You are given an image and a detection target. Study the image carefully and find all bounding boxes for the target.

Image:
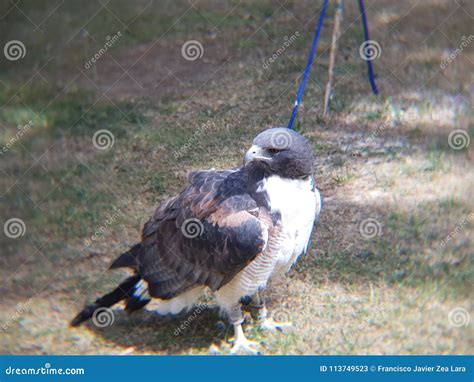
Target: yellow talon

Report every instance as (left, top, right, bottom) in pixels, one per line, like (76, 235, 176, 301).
(229, 323, 261, 355)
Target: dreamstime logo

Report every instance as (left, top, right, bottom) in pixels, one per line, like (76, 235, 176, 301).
(270, 130, 292, 149)
(358, 218, 382, 239)
(359, 40, 381, 61)
(3, 218, 26, 239)
(85, 207, 124, 246)
(448, 307, 470, 328)
(92, 129, 114, 150)
(173, 120, 214, 159)
(174, 304, 207, 336)
(440, 35, 474, 69)
(84, 31, 122, 69)
(181, 218, 204, 239)
(439, 212, 473, 247)
(1, 120, 34, 154)
(181, 40, 204, 61)
(5, 363, 85, 376)
(4, 40, 26, 61)
(271, 307, 291, 323)
(262, 31, 300, 69)
(448, 129, 470, 150)
(1, 298, 33, 332)
(92, 307, 115, 328)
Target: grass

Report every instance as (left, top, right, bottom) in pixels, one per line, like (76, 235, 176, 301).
(1, 0, 473, 355)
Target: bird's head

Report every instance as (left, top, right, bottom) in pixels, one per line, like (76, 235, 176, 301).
(244, 127, 314, 179)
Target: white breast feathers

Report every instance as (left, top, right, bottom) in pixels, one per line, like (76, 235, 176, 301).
(257, 175, 321, 268)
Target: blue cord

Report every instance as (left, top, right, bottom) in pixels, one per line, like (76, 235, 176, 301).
(287, 0, 328, 130)
(358, 0, 379, 95)
(287, 0, 378, 129)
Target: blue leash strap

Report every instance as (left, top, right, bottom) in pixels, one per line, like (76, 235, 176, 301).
(358, 0, 379, 95)
(287, 0, 328, 130)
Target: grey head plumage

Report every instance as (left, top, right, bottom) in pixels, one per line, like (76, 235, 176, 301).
(244, 127, 314, 179)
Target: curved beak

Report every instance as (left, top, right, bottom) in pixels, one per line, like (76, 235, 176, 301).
(244, 145, 271, 166)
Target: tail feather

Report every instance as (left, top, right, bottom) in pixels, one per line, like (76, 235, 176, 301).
(109, 243, 142, 270)
(70, 274, 143, 327)
(124, 279, 151, 314)
(124, 295, 151, 314)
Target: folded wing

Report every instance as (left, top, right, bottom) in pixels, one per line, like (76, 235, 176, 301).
(110, 169, 272, 299)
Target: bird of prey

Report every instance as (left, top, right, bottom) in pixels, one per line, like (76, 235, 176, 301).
(71, 127, 321, 354)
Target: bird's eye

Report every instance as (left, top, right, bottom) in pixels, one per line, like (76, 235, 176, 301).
(267, 148, 281, 155)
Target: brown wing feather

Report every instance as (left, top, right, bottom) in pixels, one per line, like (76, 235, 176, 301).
(126, 169, 271, 299)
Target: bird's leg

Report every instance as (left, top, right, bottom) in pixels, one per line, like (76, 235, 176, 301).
(253, 291, 293, 332)
(228, 304, 260, 355)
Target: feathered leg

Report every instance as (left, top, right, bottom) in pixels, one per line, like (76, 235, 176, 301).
(228, 304, 260, 354)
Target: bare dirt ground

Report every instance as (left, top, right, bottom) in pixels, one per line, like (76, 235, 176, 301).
(0, 0, 473, 354)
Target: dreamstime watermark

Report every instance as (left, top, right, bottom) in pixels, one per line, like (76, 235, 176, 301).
(439, 212, 473, 247)
(181, 40, 204, 61)
(3, 218, 26, 239)
(1, 298, 33, 333)
(84, 31, 122, 69)
(448, 307, 470, 328)
(85, 207, 124, 246)
(3, 40, 26, 61)
(262, 31, 300, 69)
(271, 306, 292, 323)
(440, 35, 474, 69)
(174, 303, 208, 335)
(92, 129, 114, 150)
(1, 120, 34, 154)
(448, 129, 470, 150)
(172, 120, 214, 159)
(270, 129, 293, 149)
(359, 218, 382, 239)
(359, 40, 381, 61)
(92, 307, 115, 328)
(5, 363, 85, 376)
(181, 218, 204, 239)
(352, 122, 388, 157)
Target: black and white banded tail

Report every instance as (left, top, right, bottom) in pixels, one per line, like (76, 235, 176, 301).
(70, 245, 150, 327)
